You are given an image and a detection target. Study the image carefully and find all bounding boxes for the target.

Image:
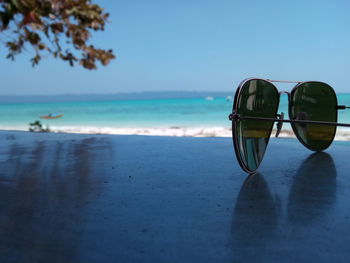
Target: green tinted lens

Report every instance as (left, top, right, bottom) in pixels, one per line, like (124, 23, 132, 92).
(290, 82, 337, 151)
(233, 79, 279, 172)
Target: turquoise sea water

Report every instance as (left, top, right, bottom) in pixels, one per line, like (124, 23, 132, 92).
(0, 94, 350, 131)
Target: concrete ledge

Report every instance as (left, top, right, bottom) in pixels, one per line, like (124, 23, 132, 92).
(0, 131, 349, 263)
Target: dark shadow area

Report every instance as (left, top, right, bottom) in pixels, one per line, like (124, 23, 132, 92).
(287, 152, 337, 225)
(230, 152, 338, 262)
(231, 173, 280, 262)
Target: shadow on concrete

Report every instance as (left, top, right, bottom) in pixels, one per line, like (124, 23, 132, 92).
(230, 152, 337, 262)
(231, 173, 280, 262)
(287, 152, 337, 225)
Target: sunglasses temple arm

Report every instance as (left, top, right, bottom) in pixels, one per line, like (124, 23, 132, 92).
(229, 114, 350, 127)
(337, 105, 350, 110)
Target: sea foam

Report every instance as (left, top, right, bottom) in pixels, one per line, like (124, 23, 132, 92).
(7, 125, 346, 141)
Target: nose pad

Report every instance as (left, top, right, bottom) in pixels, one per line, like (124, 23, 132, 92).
(275, 112, 284, 138)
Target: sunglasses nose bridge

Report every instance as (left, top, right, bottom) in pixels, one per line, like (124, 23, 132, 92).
(278, 90, 292, 106)
(276, 91, 290, 133)
(279, 90, 291, 97)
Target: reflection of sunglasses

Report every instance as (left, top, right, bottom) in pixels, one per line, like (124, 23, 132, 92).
(229, 78, 350, 174)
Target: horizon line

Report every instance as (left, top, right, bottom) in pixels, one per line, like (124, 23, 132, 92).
(0, 90, 234, 97)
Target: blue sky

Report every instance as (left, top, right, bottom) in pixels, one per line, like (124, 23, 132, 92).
(1, 0, 350, 95)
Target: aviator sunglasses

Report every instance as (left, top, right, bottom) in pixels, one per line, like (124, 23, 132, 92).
(228, 78, 350, 174)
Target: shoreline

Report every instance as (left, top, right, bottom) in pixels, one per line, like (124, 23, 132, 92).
(1, 126, 350, 141)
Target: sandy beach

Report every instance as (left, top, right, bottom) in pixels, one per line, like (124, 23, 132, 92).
(1, 130, 350, 262)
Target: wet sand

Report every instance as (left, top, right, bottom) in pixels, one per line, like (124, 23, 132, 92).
(0, 130, 350, 263)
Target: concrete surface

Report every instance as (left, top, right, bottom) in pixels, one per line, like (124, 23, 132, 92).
(0, 131, 349, 263)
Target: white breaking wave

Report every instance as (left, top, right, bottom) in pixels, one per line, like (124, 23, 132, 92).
(49, 126, 232, 137)
(36, 126, 350, 141)
(1, 125, 350, 141)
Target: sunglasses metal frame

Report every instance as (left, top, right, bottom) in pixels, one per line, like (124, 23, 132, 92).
(229, 78, 350, 173)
